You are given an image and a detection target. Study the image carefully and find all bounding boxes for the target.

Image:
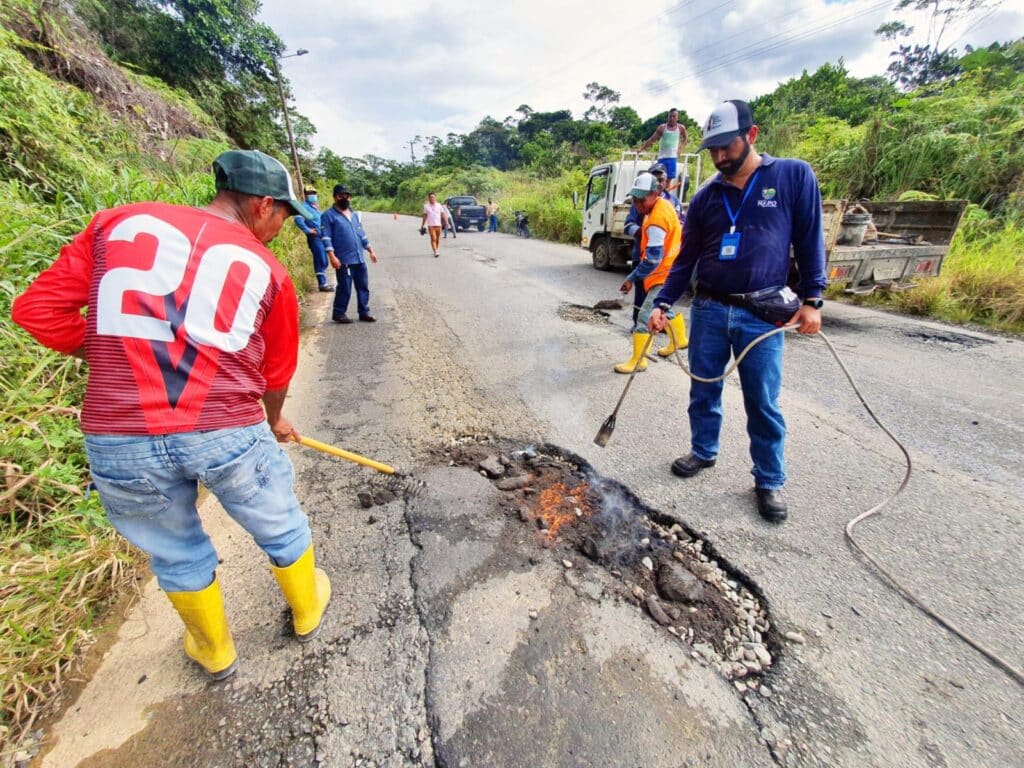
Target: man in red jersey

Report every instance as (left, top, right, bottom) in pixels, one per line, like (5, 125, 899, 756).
(12, 150, 332, 681)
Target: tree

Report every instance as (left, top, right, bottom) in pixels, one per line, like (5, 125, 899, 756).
(79, 0, 304, 151)
(518, 109, 573, 140)
(875, 0, 989, 88)
(582, 82, 620, 122)
(608, 106, 641, 136)
(464, 117, 517, 170)
(750, 61, 897, 127)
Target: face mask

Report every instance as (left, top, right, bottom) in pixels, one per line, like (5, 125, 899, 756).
(307, 195, 317, 204)
(338, 198, 351, 210)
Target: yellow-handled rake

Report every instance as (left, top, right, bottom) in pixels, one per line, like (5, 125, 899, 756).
(295, 436, 425, 497)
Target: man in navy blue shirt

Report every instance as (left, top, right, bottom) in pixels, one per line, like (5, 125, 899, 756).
(649, 100, 825, 523)
(320, 184, 379, 323)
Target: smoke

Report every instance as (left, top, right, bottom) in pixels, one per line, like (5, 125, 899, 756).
(580, 471, 670, 568)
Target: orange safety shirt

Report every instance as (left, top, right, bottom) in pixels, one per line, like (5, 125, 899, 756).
(639, 197, 683, 292)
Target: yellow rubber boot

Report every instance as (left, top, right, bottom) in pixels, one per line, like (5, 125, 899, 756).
(657, 313, 689, 357)
(614, 333, 650, 374)
(166, 577, 238, 681)
(271, 545, 332, 642)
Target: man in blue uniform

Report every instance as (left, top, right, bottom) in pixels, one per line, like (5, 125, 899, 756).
(648, 100, 825, 523)
(294, 187, 333, 292)
(320, 184, 379, 323)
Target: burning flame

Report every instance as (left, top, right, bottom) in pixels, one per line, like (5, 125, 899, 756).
(535, 482, 592, 538)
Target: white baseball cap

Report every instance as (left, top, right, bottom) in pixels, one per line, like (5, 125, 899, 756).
(698, 100, 754, 151)
(629, 173, 660, 199)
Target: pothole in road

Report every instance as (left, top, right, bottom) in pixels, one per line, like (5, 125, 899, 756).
(443, 437, 779, 693)
(558, 303, 611, 324)
(902, 329, 993, 348)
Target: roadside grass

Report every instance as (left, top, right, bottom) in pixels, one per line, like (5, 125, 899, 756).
(0, 314, 139, 754)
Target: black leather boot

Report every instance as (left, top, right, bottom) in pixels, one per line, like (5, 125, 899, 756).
(670, 454, 716, 478)
(755, 488, 788, 523)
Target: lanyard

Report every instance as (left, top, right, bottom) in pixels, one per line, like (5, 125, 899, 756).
(721, 169, 761, 235)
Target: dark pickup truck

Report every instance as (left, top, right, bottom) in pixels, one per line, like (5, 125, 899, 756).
(444, 195, 487, 231)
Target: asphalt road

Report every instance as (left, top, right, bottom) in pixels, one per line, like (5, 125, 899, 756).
(37, 213, 1024, 768)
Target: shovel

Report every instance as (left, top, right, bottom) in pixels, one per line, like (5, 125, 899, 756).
(594, 334, 655, 447)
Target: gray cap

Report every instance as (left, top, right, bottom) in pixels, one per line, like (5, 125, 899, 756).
(213, 150, 310, 219)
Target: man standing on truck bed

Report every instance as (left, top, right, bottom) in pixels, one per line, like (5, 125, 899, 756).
(648, 100, 826, 524)
(614, 172, 685, 374)
(11, 149, 332, 681)
(639, 108, 688, 182)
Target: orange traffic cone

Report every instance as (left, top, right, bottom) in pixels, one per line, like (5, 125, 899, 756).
(392, 213, 398, 221)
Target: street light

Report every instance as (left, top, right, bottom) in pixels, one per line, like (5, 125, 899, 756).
(272, 49, 309, 193)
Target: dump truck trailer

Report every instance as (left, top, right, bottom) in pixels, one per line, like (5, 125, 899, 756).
(821, 199, 967, 293)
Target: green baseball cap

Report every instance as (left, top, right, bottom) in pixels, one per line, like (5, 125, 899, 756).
(212, 150, 310, 219)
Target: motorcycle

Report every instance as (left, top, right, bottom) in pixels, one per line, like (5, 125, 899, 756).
(514, 210, 531, 239)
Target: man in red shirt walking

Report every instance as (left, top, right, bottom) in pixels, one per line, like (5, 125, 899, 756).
(12, 150, 331, 681)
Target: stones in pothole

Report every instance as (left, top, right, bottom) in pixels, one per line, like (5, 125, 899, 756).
(495, 475, 532, 491)
(644, 595, 673, 626)
(656, 558, 703, 603)
(478, 455, 504, 478)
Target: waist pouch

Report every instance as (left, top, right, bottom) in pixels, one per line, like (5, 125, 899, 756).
(701, 286, 800, 326)
(743, 286, 801, 326)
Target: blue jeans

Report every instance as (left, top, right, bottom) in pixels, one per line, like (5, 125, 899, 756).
(307, 234, 329, 288)
(488, 214, 498, 232)
(687, 296, 786, 489)
(333, 261, 370, 319)
(85, 423, 312, 592)
(660, 157, 677, 181)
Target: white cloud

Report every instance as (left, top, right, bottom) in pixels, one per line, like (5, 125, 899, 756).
(259, 0, 1024, 161)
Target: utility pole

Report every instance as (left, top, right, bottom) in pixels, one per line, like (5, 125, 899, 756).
(272, 49, 309, 192)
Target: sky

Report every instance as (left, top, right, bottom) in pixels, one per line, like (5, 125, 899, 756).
(258, 0, 1023, 162)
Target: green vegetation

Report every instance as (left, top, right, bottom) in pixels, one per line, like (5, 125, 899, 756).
(0, 0, 315, 752)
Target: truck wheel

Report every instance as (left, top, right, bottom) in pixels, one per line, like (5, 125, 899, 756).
(591, 237, 612, 271)
(477, 221, 485, 232)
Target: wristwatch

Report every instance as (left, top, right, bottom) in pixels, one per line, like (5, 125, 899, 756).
(803, 297, 824, 309)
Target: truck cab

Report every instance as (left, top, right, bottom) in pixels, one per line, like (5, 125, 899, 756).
(444, 195, 487, 231)
(581, 152, 703, 270)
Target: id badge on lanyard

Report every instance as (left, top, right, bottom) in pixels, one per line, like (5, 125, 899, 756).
(720, 232, 740, 260)
(719, 169, 760, 261)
